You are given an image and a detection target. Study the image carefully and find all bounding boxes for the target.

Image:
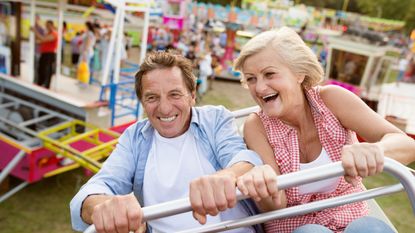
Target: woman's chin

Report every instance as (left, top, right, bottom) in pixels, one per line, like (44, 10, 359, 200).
(263, 108, 281, 118)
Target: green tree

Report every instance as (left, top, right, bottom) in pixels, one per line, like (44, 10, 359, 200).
(357, 0, 414, 32)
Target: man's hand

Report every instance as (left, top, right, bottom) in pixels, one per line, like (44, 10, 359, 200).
(189, 172, 237, 224)
(83, 193, 146, 233)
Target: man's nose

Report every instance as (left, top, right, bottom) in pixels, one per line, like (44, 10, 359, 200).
(158, 96, 172, 114)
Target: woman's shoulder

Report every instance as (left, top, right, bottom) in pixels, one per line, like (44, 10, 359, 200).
(318, 85, 354, 110)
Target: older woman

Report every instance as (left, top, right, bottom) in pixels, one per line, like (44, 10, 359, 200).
(234, 27, 415, 233)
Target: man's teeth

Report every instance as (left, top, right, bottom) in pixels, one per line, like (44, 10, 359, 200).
(160, 116, 176, 122)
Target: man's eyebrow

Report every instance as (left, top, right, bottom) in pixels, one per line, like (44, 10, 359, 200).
(143, 92, 156, 97)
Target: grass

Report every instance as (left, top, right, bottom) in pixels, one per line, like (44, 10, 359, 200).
(0, 80, 414, 232)
(363, 162, 415, 233)
(0, 171, 87, 233)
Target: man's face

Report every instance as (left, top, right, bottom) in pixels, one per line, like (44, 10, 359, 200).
(141, 67, 196, 138)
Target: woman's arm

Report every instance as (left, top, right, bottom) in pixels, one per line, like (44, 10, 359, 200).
(321, 85, 415, 163)
(320, 85, 415, 182)
(238, 113, 287, 212)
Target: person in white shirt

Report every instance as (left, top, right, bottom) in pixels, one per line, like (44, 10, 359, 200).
(70, 51, 264, 233)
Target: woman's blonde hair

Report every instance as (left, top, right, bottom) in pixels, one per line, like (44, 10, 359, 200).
(234, 27, 324, 89)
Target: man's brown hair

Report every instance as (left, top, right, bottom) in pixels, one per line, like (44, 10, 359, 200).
(135, 51, 196, 100)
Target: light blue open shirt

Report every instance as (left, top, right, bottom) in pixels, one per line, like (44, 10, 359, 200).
(70, 105, 263, 232)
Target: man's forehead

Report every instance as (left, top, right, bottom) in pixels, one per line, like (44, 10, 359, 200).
(144, 66, 183, 78)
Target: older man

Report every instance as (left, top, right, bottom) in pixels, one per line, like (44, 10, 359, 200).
(70, 51, 263, 233)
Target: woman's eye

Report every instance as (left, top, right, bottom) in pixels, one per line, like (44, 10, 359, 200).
(265, 72, 275, 77)
(246, 77, 256, 83)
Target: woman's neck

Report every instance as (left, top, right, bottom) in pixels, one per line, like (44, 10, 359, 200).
(280, 92, 313, 132)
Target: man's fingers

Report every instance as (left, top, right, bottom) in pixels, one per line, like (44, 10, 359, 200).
(223, 177, 237, 209)
(189, 186, 206, 217)
(92, 207, 105, 233)
(213, 177, 228, 212)
(135, 222, 146, 233)
(192, 211, 207, 225)
(126, 205, 142, 232)
(200, 177, 218, 216)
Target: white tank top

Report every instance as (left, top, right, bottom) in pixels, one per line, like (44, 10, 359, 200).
(143, 130, 254, 233)
(298, 148, 340, 195)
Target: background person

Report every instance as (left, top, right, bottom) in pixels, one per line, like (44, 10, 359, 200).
(33, 20, 58, 89)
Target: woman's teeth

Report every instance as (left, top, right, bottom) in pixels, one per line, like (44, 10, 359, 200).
(262, 93, 279, 102)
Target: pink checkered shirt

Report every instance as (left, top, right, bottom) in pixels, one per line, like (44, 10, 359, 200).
(257, 86, 369, 233)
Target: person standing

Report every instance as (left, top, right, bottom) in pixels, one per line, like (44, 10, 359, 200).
(33, 20, 58, 89)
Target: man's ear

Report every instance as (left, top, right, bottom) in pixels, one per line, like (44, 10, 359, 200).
(191, 91, 196, 105)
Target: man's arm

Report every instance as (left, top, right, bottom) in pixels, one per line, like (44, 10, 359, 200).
(189, 106, 263, 224)
(70, 126, 139, 232)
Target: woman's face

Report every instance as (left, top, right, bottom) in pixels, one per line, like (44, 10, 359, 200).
(242, 48, 305, 118)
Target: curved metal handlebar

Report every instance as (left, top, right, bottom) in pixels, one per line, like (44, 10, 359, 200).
(84, 157, 415, 233)
(232, 105, 260, 119)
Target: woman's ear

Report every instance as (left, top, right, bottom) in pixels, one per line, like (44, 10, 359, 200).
(297, 74, 305, 84)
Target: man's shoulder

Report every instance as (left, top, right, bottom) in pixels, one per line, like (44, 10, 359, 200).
(121, 119, 150, 137)
(193, 105, 232, 129)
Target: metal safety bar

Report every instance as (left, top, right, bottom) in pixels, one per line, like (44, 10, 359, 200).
(232, 106, 260, 119)
(84, 157, 415, 233)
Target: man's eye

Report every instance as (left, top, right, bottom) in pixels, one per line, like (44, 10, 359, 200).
(145, 96, 157, 102)
(170, 93, 183, 99)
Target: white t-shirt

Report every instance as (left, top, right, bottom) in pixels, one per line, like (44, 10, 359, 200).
(199, 53, 213, 76)
(399, 58, 409, 71)
(143, 130, 254, 233)
(298, 148, 340, 195)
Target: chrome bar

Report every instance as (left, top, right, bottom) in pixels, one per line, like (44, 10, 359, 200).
(232, 106, 259, 119)
(84, 158, 415, 233)
(178, 184, 403, 233)
(0, 150, 26, 184)
(19, 114, 54, 127)
(0, 182, 29, 203)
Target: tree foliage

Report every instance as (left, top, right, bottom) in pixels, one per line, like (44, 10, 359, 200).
(298, 0, 415, 32)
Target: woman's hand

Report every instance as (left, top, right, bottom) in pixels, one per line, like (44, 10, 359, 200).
(341, 142, 384, 186)
(236, 165, 281, 207)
